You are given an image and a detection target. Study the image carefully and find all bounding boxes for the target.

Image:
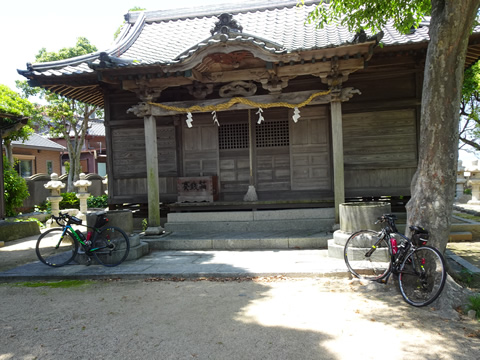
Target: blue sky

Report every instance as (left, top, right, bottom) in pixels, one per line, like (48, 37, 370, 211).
(1, 0, 477, 163)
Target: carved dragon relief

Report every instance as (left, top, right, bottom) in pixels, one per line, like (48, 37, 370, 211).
(187, 82, 214, 100)
(134, 85, 166, 102)
(127, 102, 151, 117)
(219, 81, 257, 98)
(260, 75, 294, 94)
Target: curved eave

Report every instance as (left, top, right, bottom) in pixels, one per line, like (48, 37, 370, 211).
(21, 72, 105, 108)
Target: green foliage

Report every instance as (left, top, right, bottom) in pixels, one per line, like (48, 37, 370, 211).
(3, 155, 30, 216)
(460, 61, 480, 152)
(87, 194, 108, 209)
(0, 85, 35, 144)
(14, 280, 94, 288)
(467, 294, 480, 319)
(64, 161, 70, 174)
(59, 192, 80, 210)
(10, 217, 45, 229)
(301, 0, 431, 34)
(465, 188, 473, 195)
(114, 7, 146, 40)
(0, 84, 34, 117)
(142, 218, 148, 232)
(35, 37, 97, 63)
(35, 201, 50, 213)
(460, 268, 475, 287)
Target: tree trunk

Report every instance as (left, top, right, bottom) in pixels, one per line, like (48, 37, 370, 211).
(406, 0, 480, 253)
(3, 139, 13, 166)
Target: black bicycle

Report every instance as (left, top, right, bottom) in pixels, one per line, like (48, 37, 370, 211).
(344, 213, 446, 307)
(36, 212, 130, 267)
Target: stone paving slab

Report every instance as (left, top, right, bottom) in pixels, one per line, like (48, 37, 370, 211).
(0, 249, 350, 282)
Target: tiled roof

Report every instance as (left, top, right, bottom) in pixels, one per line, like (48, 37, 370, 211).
(86, 119, 105, 137)
(12, 133, 66, 151)
(20, 0, 431, 79)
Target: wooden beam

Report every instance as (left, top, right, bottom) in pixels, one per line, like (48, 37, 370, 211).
(130, 90, 333, 117)
(122, 58, 365, 91)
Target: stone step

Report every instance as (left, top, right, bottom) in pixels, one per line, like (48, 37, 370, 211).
(448, 231, 473, 242)
(164, 218, 335, 232)
(142, 231, 332, 250)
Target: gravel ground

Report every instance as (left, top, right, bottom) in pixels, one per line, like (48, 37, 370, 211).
(0, 277, 479, 360)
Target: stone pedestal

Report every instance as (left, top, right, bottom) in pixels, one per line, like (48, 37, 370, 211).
(328, 202, 391, 259)
(44, 173, 66, 228)
(74, 173, 92, 222)
(468, 178, 480, 205)
(74, 209, 149, 264)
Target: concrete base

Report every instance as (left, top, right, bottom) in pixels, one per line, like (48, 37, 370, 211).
(143, 231, 331, 250)
(145, 226, 165, 236)
(75, 234, 149, 265)
(165, 208, 336, 233)
(0, 220, 40, 242)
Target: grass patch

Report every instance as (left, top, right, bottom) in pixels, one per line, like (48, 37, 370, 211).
(453, 212, 480, 222)
(467, 294, 480, 319)
(14, 280, 94, 288)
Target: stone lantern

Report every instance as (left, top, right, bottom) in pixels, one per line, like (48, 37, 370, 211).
(74, 173, 92, 221)
(44, 173, 65, 227)
(468, 160, 480, 205)
(456, 160, 467, 200)
(102, 176, 108, 195)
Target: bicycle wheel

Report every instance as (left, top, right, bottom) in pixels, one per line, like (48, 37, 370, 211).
(91, 226, 130, 267)
(36, 228, 78, 267)
(344, 230, 392, 281)
(398, 246, 446, 307)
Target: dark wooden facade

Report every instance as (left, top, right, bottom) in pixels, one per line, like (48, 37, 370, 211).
(104, 48, 423, 207)
(18, 2, 480, 229)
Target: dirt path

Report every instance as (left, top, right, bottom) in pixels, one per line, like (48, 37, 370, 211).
(0, 277, 479, 360)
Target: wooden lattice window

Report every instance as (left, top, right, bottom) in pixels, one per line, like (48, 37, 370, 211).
(219, 123, 249, 149)
(256, 120, 289, 148)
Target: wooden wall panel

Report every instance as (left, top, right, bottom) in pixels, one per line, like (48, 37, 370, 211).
(290, 105, 331, 190)
(343, 109, 418, 197)
(182, 114, 219, 177)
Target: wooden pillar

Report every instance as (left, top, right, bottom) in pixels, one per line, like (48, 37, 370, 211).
(331, 100, 345, 223)
(144, 115, 164, 234)
(0, 138, 4, 219)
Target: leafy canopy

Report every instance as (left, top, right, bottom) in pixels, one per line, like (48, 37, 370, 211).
(35, 37, 97, 63)
(301, 0, 431, 34)
(0, 84, 34, 118)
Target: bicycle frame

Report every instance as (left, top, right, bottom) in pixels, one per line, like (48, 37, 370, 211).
(59, 223, 105, 254)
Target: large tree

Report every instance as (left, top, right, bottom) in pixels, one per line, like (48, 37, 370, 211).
(303, 0, 480, 253)
(0, 84, 35, 165)
(19, 37, 100, 191)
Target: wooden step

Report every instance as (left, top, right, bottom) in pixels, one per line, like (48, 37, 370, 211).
(449, 231, 473, 242)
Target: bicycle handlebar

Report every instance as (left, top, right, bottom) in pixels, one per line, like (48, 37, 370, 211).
(375, 213, 397, 225)
(51, 213, 82, 227)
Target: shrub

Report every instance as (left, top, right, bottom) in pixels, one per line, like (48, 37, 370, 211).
(467, 294, 480, 319)
(87, 194, 108, 208)
(59, 192, 80, 209)
(3, 155, 30, 216)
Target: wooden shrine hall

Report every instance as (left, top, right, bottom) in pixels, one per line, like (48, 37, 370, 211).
(18, 0, 480, 234)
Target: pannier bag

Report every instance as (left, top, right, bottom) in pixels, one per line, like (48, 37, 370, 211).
(411, 227, 429, 246)
(70, 216, 83, 225)
(94, 212, 109, 228)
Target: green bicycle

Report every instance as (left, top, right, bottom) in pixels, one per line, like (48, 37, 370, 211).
(36, 212, 130, 267)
